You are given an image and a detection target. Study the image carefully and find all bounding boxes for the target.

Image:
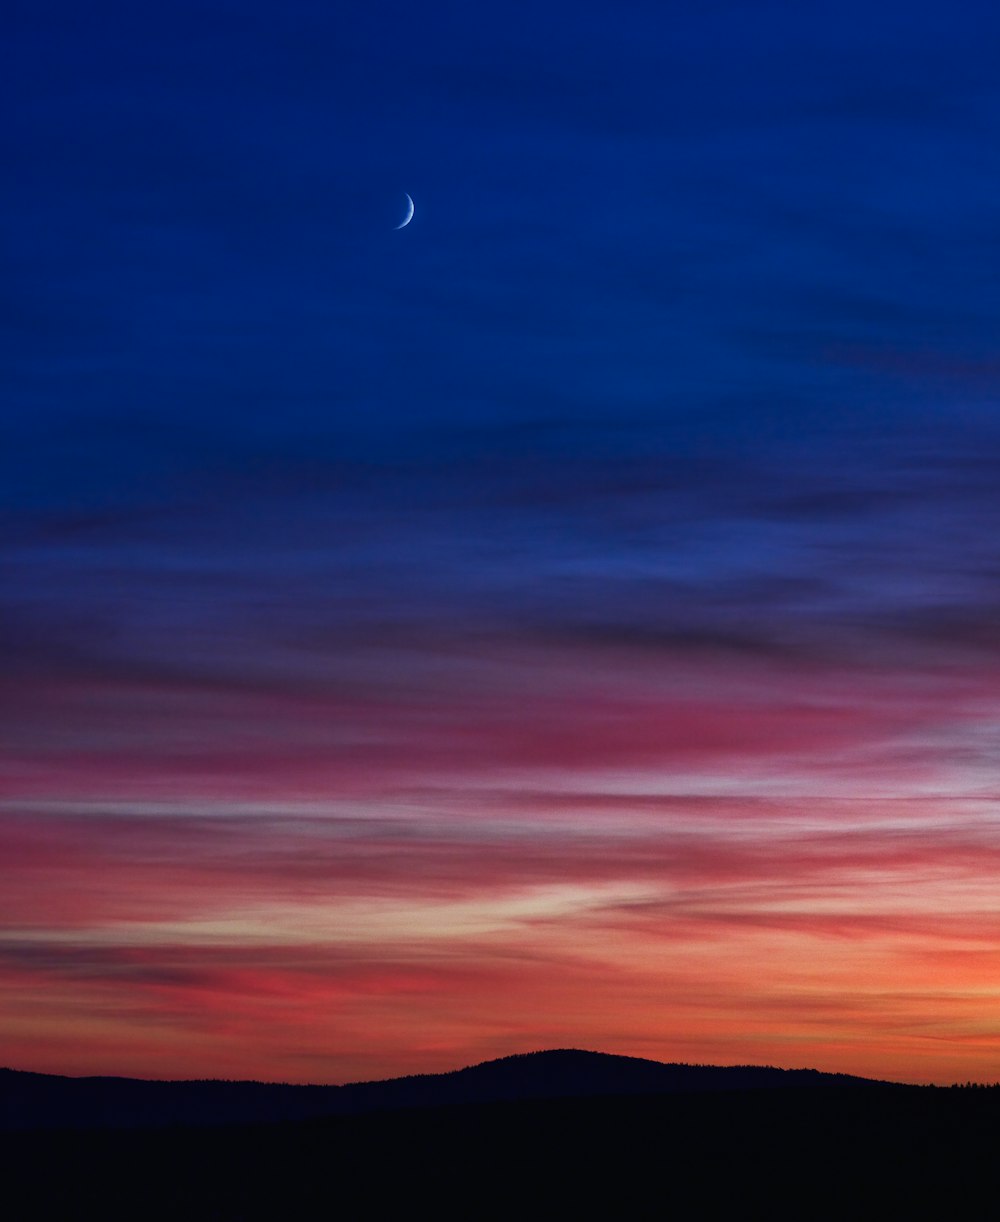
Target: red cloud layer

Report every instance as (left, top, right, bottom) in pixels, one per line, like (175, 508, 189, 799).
(4, 641, 1000, 1084)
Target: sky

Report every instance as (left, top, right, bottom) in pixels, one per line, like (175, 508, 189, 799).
(4, 0, 1000, 1085)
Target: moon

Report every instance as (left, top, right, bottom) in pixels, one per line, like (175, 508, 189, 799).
(394, 193, 414, 230)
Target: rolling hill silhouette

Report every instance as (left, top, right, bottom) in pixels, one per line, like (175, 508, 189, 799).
(3, 1050, 997, 1219)
(0, 1048, 891, 1131)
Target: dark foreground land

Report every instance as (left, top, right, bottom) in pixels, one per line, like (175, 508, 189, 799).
(2, 1052, 996, 1219)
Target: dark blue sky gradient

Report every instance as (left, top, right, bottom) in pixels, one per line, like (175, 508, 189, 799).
(7, 3, 1000, 657)
(7, 0, 1000, 696)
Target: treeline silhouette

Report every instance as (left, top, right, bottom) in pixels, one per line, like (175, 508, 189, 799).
(2, 1051, 996, 1219)
(0, 1048, 891, 1132)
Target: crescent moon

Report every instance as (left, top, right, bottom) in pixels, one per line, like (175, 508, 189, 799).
(394, 193, 414, 230)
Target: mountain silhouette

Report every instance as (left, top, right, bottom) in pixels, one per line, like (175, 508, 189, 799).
(0, 1048, 892, 1131)
(3, 1052, 997, 1219)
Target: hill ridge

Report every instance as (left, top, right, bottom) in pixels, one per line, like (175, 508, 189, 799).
(0, 1047, 902, 1132)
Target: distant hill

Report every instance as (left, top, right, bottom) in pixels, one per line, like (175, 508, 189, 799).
(0, 1048, 896, 1131)
(5, 1068, 995, 1221)
(4, 1057, 994, 1219)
